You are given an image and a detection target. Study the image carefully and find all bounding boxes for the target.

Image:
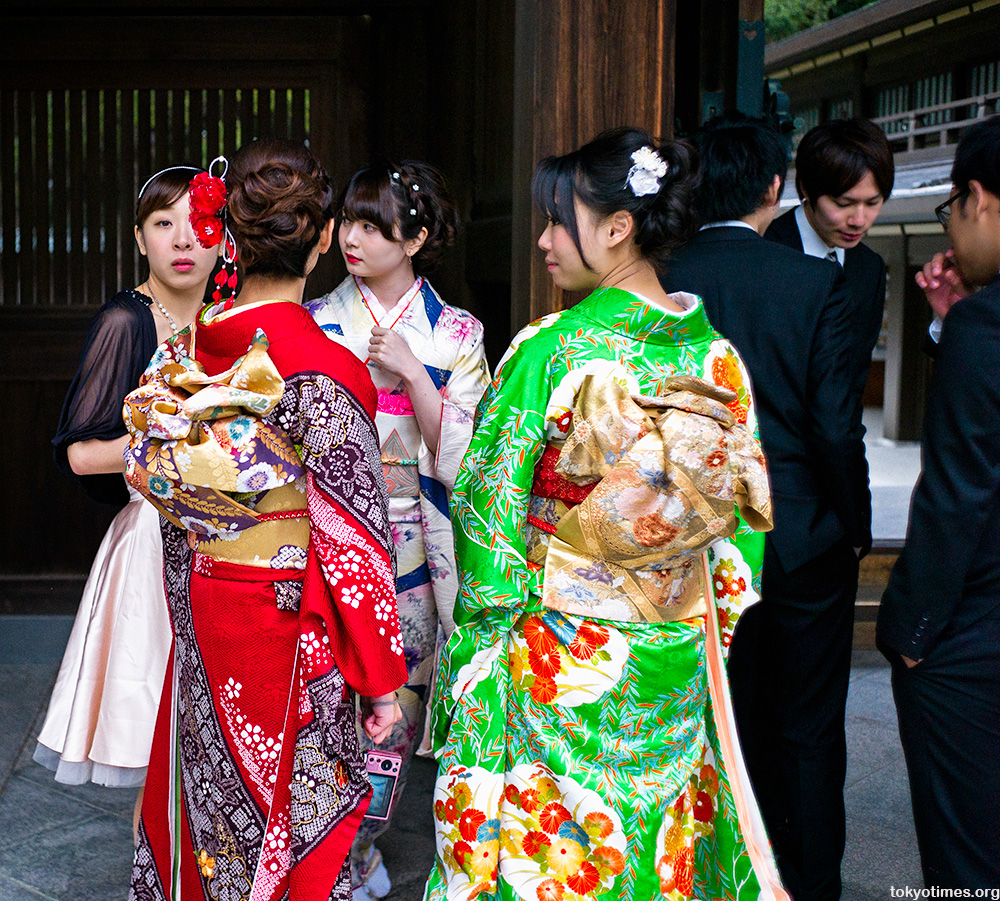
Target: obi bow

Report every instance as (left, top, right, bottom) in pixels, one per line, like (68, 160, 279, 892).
(542, 373, 772, 623)
(123, 328, 305, 538)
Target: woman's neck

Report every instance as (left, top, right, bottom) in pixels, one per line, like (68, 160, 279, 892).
(230, 275, 307, 309)
(360, 266, 418, 313)
(598, 257, 684, 312)
(142, 275, 205, 331)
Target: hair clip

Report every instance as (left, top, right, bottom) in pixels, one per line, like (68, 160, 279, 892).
(412, 184, 419, 191)
(409, 208, 417, 216)
(625, 146, 668, 197)
(391, 171, 401, 181)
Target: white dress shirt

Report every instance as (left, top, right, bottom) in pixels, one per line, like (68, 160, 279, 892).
(794, 205, 845, 266)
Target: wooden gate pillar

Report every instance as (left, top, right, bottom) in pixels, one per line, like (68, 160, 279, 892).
(510, 0, 678, 330)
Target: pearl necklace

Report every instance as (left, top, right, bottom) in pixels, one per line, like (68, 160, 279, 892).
(144, 282, 179, 335)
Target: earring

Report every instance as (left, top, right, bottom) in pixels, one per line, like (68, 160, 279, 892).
(212, 231, 239, 309)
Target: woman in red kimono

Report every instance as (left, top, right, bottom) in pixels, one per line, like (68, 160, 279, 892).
(125, 139, 408, 901)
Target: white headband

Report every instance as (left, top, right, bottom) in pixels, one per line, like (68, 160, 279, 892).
(137, 166, 202, 200)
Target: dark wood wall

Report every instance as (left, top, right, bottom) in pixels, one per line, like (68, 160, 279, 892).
(0, 13, 375, 577)
(2, 0, 692, 580)
(511, 0, 678, 327)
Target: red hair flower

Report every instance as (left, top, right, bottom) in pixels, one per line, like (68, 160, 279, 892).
(189, 170, 228, 249)
(192, 214, 225, 248)
(190, 171, 227, 214)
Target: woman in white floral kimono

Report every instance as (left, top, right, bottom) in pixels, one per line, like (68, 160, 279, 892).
(307, 159, 490, 900)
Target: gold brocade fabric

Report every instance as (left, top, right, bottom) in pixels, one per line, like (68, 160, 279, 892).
(123, 328, 305, 540)
(541, 374, 772, 624)
(191, 480, 308, 568)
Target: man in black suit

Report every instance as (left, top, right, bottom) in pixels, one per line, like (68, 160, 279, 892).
(766, 119, 894, 412)
(660, 114, 869, 901)
(877, 115, 1000, 889)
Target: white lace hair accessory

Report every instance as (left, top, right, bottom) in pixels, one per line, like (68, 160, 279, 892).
(625, 146, 668, 197)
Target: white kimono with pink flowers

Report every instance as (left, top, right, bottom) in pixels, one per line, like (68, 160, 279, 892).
(306, 274, 490, 852)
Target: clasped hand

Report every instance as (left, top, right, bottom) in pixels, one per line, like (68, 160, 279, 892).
(916, 249, 970, 319)
(368, 327, 420, 379)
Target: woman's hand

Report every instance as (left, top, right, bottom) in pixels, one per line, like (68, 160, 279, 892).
(368, 325, 444, 453)
(361, 692, 402, 744)
(368, 327, 421, 380)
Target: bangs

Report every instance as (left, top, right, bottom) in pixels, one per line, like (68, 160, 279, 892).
(531, 154, 577, 224)
(338, 169, 399, 241)
(135, 170, 195, 228)
(531, 153, 588, 266)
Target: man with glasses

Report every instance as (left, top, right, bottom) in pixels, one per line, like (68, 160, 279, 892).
(877, 114, 1000, 889)
(918, 189, 975, 347)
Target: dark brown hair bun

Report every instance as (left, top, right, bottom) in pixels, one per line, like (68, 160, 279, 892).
(227, 139, 335, 278)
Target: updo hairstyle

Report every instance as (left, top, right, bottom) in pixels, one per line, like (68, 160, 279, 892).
(337, 159, 460, 276)
(135, 167, 199, 229)
(226, 139, 335, 279)
(531, 127, 699, 270)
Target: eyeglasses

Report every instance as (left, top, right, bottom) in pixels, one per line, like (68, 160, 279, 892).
(935, 189, 970, 229)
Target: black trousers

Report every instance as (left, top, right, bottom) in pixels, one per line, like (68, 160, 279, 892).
(887, 604, 1000, 889)
(728, 537, 858, 901)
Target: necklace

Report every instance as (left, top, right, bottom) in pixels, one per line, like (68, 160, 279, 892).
(356, 275, 423, 365)
(145, 282, 179, 335)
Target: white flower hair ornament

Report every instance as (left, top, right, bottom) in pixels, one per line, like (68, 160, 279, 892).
(625, 145, 668, 197)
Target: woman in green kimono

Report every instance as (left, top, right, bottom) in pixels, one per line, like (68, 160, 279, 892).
(425, 127, 788, 901)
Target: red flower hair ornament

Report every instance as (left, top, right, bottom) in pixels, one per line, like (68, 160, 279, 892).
(189, 156, 239, 307)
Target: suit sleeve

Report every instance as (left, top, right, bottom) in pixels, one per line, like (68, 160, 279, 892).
(806, 266, 872, 554)
(878, 298, 1000, 659)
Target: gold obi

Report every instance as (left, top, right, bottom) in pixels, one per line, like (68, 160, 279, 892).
(536, 374, 772, 625)
(124, 327, 305, 541)
(191, 479, 308, 569)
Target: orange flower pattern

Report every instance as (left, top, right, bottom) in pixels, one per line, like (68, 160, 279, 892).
(433, 766, 505, 900)
(511, 612, 629, 708)
(710, 346, 751, 426)
(708, 542, 759, 651)
(655, 745, 723, 899)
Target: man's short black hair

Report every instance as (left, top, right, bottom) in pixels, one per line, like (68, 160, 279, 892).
(795, 119, 894, 203)
(691, 113, 788, 224)
(951, 114, 1000, 198)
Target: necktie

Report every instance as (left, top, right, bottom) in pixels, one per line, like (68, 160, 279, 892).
(826, 249, 838, 263)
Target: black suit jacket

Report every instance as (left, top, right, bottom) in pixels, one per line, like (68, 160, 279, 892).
(660, 226, 870, 572)
(766, 207, 887, 408)
(877, 275, 1000, 659)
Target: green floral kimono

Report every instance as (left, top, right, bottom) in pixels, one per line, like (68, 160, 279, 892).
(426, 287, 785, 901)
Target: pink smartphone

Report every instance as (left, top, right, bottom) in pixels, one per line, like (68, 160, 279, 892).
(364, 750, 402, 820)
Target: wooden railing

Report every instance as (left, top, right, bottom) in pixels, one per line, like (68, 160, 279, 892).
(872, 90, 1000, 152)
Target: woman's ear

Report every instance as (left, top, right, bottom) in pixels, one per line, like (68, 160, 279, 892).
(404, 226, 429, 259)
(134, 224, 147, 257)
(317, 218, 336, 255)
(605, 210, 635, 248)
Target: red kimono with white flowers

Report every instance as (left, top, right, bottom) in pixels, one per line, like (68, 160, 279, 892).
(129, 301, 408, 901)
